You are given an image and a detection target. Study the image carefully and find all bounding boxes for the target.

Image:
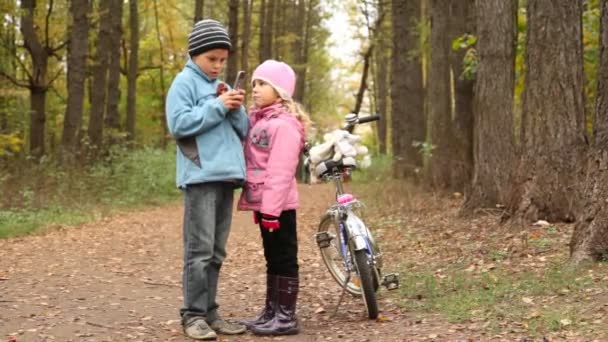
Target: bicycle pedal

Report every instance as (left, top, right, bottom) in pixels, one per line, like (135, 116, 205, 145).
(315, 232, 334, 248)
(382, 273, 399, 290)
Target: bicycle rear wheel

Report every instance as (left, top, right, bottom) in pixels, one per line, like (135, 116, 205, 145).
(352, 248, 379, 319)
(318, 214, 362, 296)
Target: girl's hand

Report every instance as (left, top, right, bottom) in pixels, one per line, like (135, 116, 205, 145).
(219, 89, 246, 110)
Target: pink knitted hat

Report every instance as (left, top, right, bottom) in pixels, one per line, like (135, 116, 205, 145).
(251, 60, 296, 100)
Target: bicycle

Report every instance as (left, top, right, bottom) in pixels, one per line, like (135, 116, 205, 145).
(310, 113, 399, 319)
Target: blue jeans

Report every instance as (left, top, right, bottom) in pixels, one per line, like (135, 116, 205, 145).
(180, 182, 234, 324)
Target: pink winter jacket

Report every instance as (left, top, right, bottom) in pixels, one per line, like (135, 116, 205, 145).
(237, 102, 305, 217)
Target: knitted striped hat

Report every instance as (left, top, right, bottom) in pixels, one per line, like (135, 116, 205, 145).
(188, 19, 232, 57)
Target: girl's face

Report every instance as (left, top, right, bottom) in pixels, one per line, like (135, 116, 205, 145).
(252, 79, 280, 107)
(192, 48, 229, 79)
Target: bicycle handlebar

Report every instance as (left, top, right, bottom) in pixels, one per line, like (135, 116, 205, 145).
(343, 113, 381, 132)
(357, 115, 381, 124)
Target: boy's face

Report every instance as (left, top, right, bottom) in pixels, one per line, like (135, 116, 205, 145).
(192, 48, 229, 79)
(252, 79, 280, 108)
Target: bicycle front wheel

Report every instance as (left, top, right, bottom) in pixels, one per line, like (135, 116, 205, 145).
(352, 248, 379, 319)
(318, 214, 362, 296)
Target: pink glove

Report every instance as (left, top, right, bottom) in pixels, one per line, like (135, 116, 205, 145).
(261, 214, 280, 231)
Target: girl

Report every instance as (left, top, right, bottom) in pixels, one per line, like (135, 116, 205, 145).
(237, 60, 311, 336)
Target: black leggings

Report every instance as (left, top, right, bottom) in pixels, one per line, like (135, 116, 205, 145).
(258, 210, 299, 277)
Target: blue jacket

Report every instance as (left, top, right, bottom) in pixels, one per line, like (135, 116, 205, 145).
(166, 59, 249, 188)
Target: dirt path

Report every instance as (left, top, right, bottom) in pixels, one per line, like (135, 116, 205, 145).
(2, 184, 500, 341)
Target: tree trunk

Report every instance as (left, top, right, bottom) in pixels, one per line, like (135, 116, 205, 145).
(126, 0, 139, 141)
(426, 0, 452, 188)
(375, 0, 389, 155)
(463, 0, 517, 213)
(62, 0, 90, 158)
(259, 0, 274, 61)
(226, 0, 240, 82)
(570, 0, 608, 264)
(153, 0, 168, 147)
(241, 0, 252, 92)
(259, 0, 267, 63)
(88, 0, 113, 150)
(448, 0, 475, 193)
(29, 88, 47, 157)
(391, 0, 425, 179)
(354, 46, 373, 115)
(104, 0, 123, 134)
(195, 0, 205, 23)
(293, 0, 307, 102)
(20, 0, 50, 157)
(508, 0, 587, 222)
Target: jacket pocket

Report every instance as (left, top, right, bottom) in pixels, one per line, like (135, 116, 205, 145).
(244, 182, 264, 203)
(176, 136, 201, 168)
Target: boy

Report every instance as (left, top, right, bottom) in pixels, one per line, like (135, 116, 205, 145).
(165, 19, 248, 340)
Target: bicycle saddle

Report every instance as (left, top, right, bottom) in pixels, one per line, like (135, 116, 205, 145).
(314, 157, 357, 177)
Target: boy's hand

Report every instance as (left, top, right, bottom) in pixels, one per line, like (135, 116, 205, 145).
(219, 89, 246, 110)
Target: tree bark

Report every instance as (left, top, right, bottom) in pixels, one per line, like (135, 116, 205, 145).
(126, 0, 139, 141)
(354, 46, 373, 115)
(20, 0, 50, 157)
(463, 0, 517, 213)
(104, 0, 124, 134)
(62, 0, 90, 158)
(293, 0, 307, 101)
(508, 0, 587, 222)
(88, 0, 113, 150)
(259, 0, 267, 63)
(153, 0, 168, 147)
(195, 0, 205, 23)
(448, 0, 475, 193)
(241, 0, 252, 92)
(226, 0, 240, 82)
(375, 0, 389, 155)
(570, 0, 608, 264)
(426, 0, 452, 188)
(391, 0, 425, 179)
(259, 0, 274, 62)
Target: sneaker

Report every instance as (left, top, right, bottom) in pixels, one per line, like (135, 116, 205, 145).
(183, 317, 217, 340)
(209, 318, 247, 335)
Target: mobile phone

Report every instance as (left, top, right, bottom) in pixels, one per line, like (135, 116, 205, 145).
(233, 70, 245, 90)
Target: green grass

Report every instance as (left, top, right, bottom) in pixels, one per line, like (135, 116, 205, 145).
(0, 146, 180, 238)
(397, 262, 603, 335)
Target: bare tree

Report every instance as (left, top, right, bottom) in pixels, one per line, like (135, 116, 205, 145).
(1, 0, 67, 156)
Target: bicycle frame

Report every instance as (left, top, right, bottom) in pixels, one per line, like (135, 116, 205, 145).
(324, 172, 382, 272)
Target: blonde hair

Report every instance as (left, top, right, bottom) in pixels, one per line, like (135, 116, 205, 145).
(282, 99, 312, 136)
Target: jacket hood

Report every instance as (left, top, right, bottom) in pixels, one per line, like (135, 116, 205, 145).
(249, 103, 305, 143)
